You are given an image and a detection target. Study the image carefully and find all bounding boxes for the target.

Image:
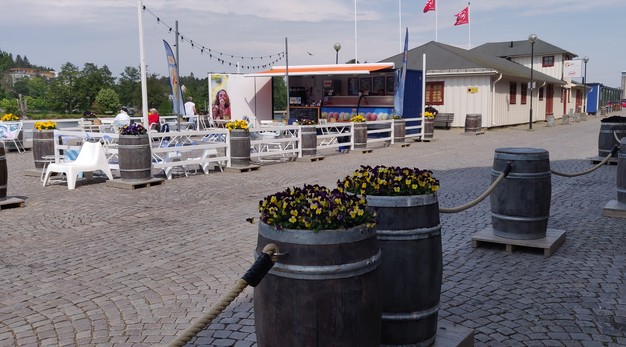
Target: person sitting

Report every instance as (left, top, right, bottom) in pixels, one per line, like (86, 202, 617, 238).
(148, 108, 161, 132)
(113, 107, 131, 131)
(425, 105, 439, 116)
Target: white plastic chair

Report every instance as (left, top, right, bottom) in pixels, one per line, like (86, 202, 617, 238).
(0, 122, 25, 153)
(42, 141, 113, 190)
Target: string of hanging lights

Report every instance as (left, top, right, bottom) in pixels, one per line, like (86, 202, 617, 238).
(142, 5, 285, 70)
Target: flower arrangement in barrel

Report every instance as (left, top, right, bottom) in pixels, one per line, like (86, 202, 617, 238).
(258, 184, 376, 231)
(120, 124, 147, 135)
(297, 119, 316, 126)
(423, 111, 435, 119)
(34, 121, 57, 131)
(1, 113, 20, 122)
(226, 119, 249, 131)
(338, 165, 440, 196)
(351, 114, 366, 123)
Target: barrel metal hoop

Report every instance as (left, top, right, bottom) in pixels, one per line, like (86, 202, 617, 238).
(366, 193, 438, 207)
(119, 145, 150, 149)
(616, 187, 626, 194)
(382, 302, 440, 321)
(376, 224, 442, 241)
(492, 170, 551, 179)
(265, 250, 381, 280)
(492, 212, 549, 222)
(120, 168, 151, 173)
(258, 223, 375, 245)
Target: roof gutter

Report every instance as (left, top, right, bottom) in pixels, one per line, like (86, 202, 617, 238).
(491, 73, 503, 126)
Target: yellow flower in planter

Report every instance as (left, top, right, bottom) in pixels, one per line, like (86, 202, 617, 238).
(34, 121, 57, 131)
(1, 113, 19, 121)
(338, 165, 440, 196)
(350, 115, 366, 123)
(423, 112, 435, 119)
(225, 119, 249, 130)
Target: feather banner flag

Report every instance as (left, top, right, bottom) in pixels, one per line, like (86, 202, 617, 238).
(163, 40, 185, 115)
(454, 5, 469, 26)
(393, 28, 408, 118)
(423, 0, 435, 13)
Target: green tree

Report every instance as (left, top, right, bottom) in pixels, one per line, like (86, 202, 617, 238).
(75, 63, 115, 111)
(272, 76, 287, 111)
(117, 66, 140, 109)
(48, 62, 80, 112)
(94, 88, 120, 114)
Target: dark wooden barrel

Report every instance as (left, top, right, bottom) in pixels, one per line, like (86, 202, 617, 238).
(618, 138, 626, 204)
(118, 135, 152, 181)
(32, 130, 55, 169)
(598, 122, 626, 158)
(393, 119, 406, 143)
(366, 194, 442, 346)
(465, 114, 482, 134)
(254, 222, 381, 347)
(0, 144, 7, 199)
(491, 148, 551, 240)
(423, 118, 434, 139)
(229, 129, 251, 166)
(353, 123, 368, 149)
(300, 125, 317, 156)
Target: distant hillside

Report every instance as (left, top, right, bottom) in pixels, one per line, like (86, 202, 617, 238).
(0, 48, 54, 73)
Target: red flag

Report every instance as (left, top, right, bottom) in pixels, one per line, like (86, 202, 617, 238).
(454, 6, 469, 26)
(423, 0, 435, 13)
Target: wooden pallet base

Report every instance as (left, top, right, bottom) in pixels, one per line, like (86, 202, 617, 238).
(23, 168, 43, 177)
(603, 200, 626, 218)
(0, 197, 26, 210)
(391, 143, 412, 148)
(432, 322, 475, 347)
(224, 165, 261, 173)
(106, 177, 165, 190)
(416, 137, 433, 142)
(471, 227, 566, 257)
(589, 156, 618, 165)
(463, 131, 485, 136)
(351, 148, 374, 154)
(296, 156, 325, 162)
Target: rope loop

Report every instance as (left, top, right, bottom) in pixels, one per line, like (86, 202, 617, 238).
(551, 145, 619, 178)
(439, 161, 511, 214)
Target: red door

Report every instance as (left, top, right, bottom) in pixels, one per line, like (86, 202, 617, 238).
(562, 89, 567, 116)
(545, 84, 554, 115)
(576, 90, 582, 113)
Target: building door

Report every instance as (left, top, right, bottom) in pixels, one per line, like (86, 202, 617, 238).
(562, 89, 568, 116)
(545, 84, 554, 115)
(576, 89, 582, 113)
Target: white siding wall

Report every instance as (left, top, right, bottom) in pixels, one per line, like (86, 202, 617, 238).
(427, 75, 492, 128)
(511, 54, 564, 81)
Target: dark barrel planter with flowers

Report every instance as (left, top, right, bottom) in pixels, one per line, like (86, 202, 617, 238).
(393, 119, 406, 143)
(617, 137, 626, 204)
(353, 122, 368, 149)
(32, 130, 55, 169)
(229, 128, 251, 167)
(598, 116, 626, 158)
(0, 143, 7, 199)
(118, 134, 152, 181)
(367, 194, 442, 346)
(423, 118, 434, 139)
(254, 184, 381, 347)
(300, 125, 318, 156)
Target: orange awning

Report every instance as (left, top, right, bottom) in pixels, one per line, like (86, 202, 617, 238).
(245, 63, 395, 77)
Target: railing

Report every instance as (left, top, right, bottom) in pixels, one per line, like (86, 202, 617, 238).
(249, 125, 300, 162)
(366, 120, 393, 145)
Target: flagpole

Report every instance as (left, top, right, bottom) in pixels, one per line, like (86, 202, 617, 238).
(468, 2, 471, 49)
(435, 0, 438, 42)
(354, 0, 358, 63)
(137, 0, 148, 125)
(399, 0, 402, 51)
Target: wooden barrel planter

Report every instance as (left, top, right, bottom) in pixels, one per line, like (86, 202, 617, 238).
(465, 114, 482, 134)
(300, 125, 317, 156)
(366, 194, 442, 346)
(254, 222, 382, 347)
(618, 138, 626, 204)
(491, 148, 551, 240)
(393, 119, 406, 143)
(118, 134, 152, 181)
(0, 144, 7, 199)
(353, 122, 368, 149)
(32, 130, 55, 169)
(598, 116, 626, 158)
(423, 118, 434, 139)
(229, 129, 251, 167)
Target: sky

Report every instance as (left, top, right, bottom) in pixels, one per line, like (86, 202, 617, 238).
(2, 0, 625, 87)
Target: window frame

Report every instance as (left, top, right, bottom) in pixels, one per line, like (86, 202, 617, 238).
(520, 83, 528, 105)
(542, 56, 554, 67)
(509, 82, 517, 105)
(425, 81, 444, 106)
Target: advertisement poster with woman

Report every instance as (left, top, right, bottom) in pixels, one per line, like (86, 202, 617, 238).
(209, 74, 231, 120)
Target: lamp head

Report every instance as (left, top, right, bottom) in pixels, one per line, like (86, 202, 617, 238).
(528, 34, 537, 43)
(334, 43, 342, 52)
(583, 56, 589, 63)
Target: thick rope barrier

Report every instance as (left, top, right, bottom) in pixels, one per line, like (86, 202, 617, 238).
(551, 145, 619, 178)
(439, 162, 512, 214)
(168, 244, 279, 347)
(615, 130, 623, 143)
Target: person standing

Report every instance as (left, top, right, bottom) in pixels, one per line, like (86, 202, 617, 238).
(184, 97, 197, 129)
(113, 106, 131, 131)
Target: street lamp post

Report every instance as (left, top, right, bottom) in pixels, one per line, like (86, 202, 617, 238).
(334, 43, 342, 64)
(528, 34, 537, 130)
(583, 56, 589, 114)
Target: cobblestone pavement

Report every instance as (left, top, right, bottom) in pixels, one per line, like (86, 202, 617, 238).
(1, 115, 625, 347)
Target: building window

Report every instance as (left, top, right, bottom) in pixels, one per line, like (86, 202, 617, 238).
(539, 87, 544, 101)
(425, 82, 444, 105)
(521, 83, 528, 104)
(509, 82, 517, 104)
(542, 56, 554, 67)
